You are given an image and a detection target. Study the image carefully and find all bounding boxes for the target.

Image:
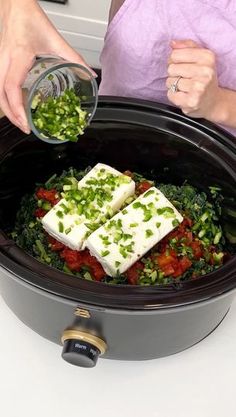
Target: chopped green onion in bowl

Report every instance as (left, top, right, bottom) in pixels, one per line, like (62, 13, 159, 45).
(31, 89, 89, 143)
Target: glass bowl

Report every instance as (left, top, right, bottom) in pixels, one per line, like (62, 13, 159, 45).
(23, 56, 98, 144)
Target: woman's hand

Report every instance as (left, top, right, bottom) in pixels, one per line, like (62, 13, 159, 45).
(166, 39, 222, 120)
(0, 0, 95, 133)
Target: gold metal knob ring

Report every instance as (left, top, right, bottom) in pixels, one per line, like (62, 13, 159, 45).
(61, 329, 107, 355)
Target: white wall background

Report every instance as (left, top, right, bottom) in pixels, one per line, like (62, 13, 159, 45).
(39, 0, 110, 68)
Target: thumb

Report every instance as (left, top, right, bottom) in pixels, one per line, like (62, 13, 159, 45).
(171, 39, 200, 49)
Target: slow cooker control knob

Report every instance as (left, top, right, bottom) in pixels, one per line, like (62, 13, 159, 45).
(61, 329, 107, 368)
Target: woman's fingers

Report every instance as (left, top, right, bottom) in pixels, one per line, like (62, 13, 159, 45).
(4, 53, 35, 133)
(168, 63, 215, 80)
(0, 88, 22, 129)
(171, 39, 200, 49)
(167, 40, 219, 120)
(169, 47, 216, 66)
(166, 77, 192, 93)
(0, 53, 22, 129)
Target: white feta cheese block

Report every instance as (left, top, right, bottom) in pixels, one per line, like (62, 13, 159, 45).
(86, 187, 183, 277)
(77, 163, 135, 212)
(42, 163, 135, 250)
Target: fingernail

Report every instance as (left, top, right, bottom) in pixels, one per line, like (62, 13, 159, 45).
(22, 127, 31, 135)
(17, 117, 30, 134)
(90, 69, 98, 78)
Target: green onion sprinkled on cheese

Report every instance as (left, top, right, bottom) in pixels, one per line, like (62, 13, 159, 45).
(130, 223, 138, 228)
(144, 190, 155, 197)
(145, 229, 154, 238)
(172, 218, 180, 227)
(156, 207, 175, 216)
(101, 250, 110, 257)
(58, 221, 64, 233)
(56, 210, 64, 218)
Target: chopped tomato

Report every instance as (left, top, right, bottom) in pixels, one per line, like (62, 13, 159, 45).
(182, 217, 193, 228)
(136, 181, 152, 195)
(185, 231, 193, 243)
(156, 250, 192, 278)
(36, 188, 60, 205)
(60, 248, 81, 264)
(172, 267, 183, 278)
(47, 236, 65, 251)
(157, 254, 177, 268)
(123, 170, 133, 178)
(126, 261, 144, 285)
(162, 264, 175, 276)
(34, 208, 47, 218)
(179, 256, 192, 273)
(60, 248, 106, 281)
(82, 250, 106, 281)
(190, 241, 203, 260)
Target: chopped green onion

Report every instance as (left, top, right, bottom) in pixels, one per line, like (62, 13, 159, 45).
(56, 210, 64, 219)
(101, 250, 110, 257)
(214, 231, 222, 245)
(145, 229, 154, 238)
(144, 190, 155, 197)
(58, 221, 64, 233)
(32, 88, 88, 142)
(172, 218, 180, 228)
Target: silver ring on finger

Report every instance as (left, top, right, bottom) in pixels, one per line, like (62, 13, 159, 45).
(169, 76, 182, 93)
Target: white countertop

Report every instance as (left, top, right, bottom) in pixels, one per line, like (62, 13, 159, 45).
(0, 294, 236, 417)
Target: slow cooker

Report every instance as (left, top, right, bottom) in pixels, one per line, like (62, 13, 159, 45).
(0, 97, 235, 368)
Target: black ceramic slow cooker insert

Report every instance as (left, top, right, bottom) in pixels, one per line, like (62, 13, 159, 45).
(0, 97, 236, 368)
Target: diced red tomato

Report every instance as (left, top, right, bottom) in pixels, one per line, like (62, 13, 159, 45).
(123, 170, 134, 178)
(162, 264, 175, 276)
(82, 250, 106, 281)
(190, 241, 203, 260)
(156, 250, 192, 278)
(182, 217, 193, 228)
(60, 248, 106, 281)
(126, 261, 144, 285)
(179, 256, 192, 273)
(47, 236, 65, 251)
(185, 231, 193, 243)
(172, 267, 183, 278)
(157, 254, 177, 268)
(136, 181, 152, 195)
(60, 248, 81, 264)
(36, 188, 60, 205)
(34, 208, 47, 218)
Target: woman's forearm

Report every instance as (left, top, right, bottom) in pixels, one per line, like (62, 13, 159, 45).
(0, 0, 36, 20)
(210, 87, 236, 129)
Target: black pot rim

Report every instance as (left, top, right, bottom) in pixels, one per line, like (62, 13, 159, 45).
(0, 96, 236, 310)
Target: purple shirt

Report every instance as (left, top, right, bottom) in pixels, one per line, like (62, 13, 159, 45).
(100, 0, 236, 136)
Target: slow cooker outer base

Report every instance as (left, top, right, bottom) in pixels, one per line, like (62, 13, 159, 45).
(0, 267, 235, 361)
